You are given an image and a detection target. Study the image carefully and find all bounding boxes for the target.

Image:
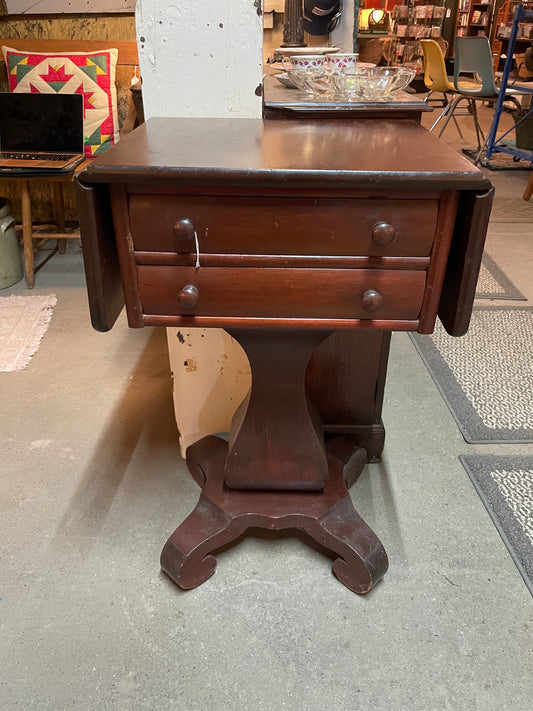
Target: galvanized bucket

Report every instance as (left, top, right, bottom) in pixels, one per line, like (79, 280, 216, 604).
(0, 198, 23, 289)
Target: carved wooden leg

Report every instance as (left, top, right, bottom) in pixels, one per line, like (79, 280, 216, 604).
(224, 329, 331, 491)
(161, 329, 388, 594)
(161, 436, 388, 594)
(160, 437, 241, 589)
(317, 443, 389, 594)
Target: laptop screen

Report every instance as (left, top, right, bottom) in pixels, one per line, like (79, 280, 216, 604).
(0, 93, 84, 153)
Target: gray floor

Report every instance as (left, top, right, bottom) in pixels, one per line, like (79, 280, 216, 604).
(1, 104, 532, 710)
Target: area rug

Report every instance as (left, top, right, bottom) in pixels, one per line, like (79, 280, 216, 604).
(460, 455, 533, 596)
(489, 194, 533, 222)
(410, 306, 533, 443)
(476, 253, 526, 300)
(0, 294, 57, 372)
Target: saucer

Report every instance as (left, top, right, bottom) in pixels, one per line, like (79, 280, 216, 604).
(274, 73, 298, 89)
(274, 46, 340, 57)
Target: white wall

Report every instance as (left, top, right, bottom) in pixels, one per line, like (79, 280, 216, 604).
(135, 0, 263, 120)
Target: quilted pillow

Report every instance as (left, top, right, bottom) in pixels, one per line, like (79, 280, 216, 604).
(2, 46, 120, 157)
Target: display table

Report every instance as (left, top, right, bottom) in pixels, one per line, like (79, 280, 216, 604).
(76, 117, 492, 594)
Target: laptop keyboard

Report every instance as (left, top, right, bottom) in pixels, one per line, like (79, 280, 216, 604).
(0, 152, 78, 161)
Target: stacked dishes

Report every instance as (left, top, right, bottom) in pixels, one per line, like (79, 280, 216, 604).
(280, 54, 416, 101)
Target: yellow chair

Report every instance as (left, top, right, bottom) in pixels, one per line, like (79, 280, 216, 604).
(420, 39, 464, 138)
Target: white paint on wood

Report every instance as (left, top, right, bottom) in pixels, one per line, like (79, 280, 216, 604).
(135, 0, 263, 120)
(166, 329, 251, 455)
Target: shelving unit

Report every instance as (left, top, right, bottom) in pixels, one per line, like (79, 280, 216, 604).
(492, 0, 533, 71)
(455, 1, 493, 39)
(482, 4, 533, 166)
(389, 0, 446, 70)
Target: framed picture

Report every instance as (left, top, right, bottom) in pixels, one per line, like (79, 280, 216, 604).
(2, 1, 136, 12)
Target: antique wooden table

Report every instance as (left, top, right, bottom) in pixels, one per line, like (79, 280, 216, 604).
(76, 117, 492, 594)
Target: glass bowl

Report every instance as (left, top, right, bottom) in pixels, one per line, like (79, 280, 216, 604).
(337, 66, 416, 102)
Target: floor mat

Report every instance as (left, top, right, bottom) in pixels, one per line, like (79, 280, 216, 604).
(477, 253, 526, 300)
(410, 306, 533, 443)
(490, 195, 533, 222)
(0, 294, 57, 372)
(460, 455, 533, 596)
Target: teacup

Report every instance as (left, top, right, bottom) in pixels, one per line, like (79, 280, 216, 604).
(326, 53, 359, 75)
(281, 54, 327, 93)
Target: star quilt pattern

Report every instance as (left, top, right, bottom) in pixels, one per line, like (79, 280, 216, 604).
(2, 46, 120, 157)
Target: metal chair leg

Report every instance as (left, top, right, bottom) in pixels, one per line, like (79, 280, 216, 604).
(434, 95, 462, 136)
(469, 100, 485, 150)
(442, 94, 465, 139)
(451, 114, 465, 140)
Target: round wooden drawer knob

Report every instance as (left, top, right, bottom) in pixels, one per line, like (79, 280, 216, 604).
(173, 217, 195, 243)
(178, 284, 200, 309)
(362, 289, 383, 312)
(371, 221, 396, 245)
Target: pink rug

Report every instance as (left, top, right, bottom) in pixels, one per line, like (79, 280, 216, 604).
(0, 294, 57, 372)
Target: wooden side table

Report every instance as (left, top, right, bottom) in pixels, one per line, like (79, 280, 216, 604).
(76, 118, 493, 594)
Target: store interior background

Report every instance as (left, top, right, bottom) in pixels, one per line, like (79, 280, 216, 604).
(1, 1, 532, 224)
(0, 2, 532, 710)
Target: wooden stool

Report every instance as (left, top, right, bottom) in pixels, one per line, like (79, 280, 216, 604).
(15, 161, 87, 288)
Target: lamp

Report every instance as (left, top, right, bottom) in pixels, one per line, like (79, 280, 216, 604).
(359, 7, 390, 34)
(368, 9, 388, 32)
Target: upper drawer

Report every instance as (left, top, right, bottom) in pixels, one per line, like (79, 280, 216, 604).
(128, 195, 438, 257)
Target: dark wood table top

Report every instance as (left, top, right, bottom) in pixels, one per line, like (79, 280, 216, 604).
(79, 117, 490, 193)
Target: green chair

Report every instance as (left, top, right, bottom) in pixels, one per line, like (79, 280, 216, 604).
(437, 36, 525, 152)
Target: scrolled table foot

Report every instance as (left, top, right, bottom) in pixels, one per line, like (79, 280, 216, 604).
(161, 435, 240, 589)
(312, 496, 389, 594)
(161, 437, 388, 594)
(160, 496, 241, 589)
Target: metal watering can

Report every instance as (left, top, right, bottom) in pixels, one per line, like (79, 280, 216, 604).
(0, 198, 23, 289)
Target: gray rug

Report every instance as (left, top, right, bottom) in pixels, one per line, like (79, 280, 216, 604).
(410, 306, 533, 443)
(477, 253, 526, 300)
(490, 195, 533, 223)
(460, 455, 533, 596)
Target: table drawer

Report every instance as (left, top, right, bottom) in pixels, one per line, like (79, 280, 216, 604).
(137, 266, 427, 320)
(129, 195, 438, 257)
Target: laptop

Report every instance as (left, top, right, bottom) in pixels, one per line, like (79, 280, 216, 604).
(0, 92, 85, 172)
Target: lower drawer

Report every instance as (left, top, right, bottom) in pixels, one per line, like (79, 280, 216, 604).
(137, 266, 427, 321)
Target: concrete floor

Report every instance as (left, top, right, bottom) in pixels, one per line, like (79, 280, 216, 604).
(1, 103, 532, 710)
